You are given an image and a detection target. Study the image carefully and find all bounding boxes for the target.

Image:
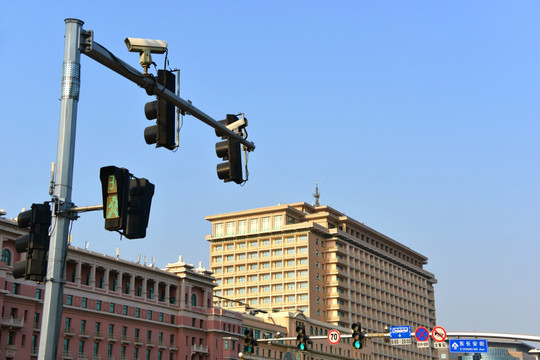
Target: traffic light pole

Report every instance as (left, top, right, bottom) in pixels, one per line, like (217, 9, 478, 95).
(78, 27, 255, 152)
(39, 18, 84, 360)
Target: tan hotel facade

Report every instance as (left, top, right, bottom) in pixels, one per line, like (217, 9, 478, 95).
(206, 202, 438, 360)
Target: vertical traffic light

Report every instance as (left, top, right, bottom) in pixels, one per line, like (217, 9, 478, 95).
(215, 114, 243, 184)
(243, 329, 258, 354)
(144, 69, 176, 150)
(100, 166, 130, 231)
(351, 323, 365, 349)
(296, 325, 311, 351)
(124, 178, 155, 239)
(100, 166, 155, 239)
(13, 202, 52, 282)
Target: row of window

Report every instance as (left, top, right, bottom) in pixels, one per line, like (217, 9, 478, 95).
(213, 258, 308, 273)
(65, 295, 175, 324)
(212, 247, 308, 263)
(212, 235, 308, 252)
(214, 215, 284, 236)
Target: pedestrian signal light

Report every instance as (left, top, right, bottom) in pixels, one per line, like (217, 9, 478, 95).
(100, 166, 130, 231)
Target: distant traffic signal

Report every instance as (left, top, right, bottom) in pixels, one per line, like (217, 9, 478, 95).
(144, 69, 176, 150)
(13, 202, 52, 282)
(100, 166, 154, 239)
(296, 325, 311, 351)
(243, 329, 258, 354)
(351, 323, 365, 349)
(215, 114, 243, 184)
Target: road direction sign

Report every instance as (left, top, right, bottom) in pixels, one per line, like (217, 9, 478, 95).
(415, 327, 430, 342)
(389, 326, 411, 339)
(449, 339, 488, 353)
(432, 326, 447, 342)
(328, 330, 341, 345)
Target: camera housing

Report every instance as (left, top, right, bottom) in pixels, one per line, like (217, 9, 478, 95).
(124, 38, 168, 74)
(124, 38, 168, 54)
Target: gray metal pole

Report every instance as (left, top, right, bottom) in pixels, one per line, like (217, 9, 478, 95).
(38, 18, 83, 360)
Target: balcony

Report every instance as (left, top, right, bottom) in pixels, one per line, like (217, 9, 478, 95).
(79, 330, 90, 339)
(65, 327, 75, 336)
(107, 334, 117, 343)
(121, 336, 130, 344)
(1, 317, 24, 329)
(62, 351, 74, 359)
(5, 345, 17, 357)
(94, 332, 104, 340)
(191, 344, 209, 355)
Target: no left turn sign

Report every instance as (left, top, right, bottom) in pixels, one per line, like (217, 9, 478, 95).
(431, 326, 447, 342)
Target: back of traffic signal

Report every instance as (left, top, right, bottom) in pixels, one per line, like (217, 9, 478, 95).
(13, 202, 52, 282)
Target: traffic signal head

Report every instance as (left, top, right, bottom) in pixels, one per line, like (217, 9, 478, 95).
(100, 166, 130, 231)
(243, 329, 257, 354)
(13, 203, 52, 282)
(296, 325, 310, 351)
(100, 166, 155, 239)
(215, 114, 243, 184)
(144, 70, 176, 150)
(124, 178, 155, 239)
(351, 323, 364, 349)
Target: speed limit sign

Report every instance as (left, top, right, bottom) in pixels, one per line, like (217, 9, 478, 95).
(328, 329, 341, 344)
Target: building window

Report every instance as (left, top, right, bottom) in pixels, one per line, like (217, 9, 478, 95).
(238, 220, 247, 234)
(249, 218, 258, 233)
(95, 322, 100, 335)
(191, 294, 197, 306)
(81, 298, 87, 308)
(215, 223, 224, 237)
(147, 310, 152, 320)
(96, 300, 101, 311)
(80, 319, 86, 332)
(1, 249, 11, 265)
(273, 215, 283, 230)
(136, 308, 140, 318)
(12, 283, 18, 294)
(123, 305, 128, 315)
(109, 303, 115, 313)
(261, 217, 270, 231)
(226, 221, 235, 235)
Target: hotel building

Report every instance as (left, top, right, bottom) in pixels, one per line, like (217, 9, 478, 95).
(206, 202, 438, 360)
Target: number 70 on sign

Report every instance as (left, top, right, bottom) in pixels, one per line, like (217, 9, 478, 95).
(328, 330, 341, 344)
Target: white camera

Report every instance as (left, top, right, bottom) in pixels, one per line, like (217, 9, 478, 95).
(124, 37, 168, 74)
(124, 38, 168, 54)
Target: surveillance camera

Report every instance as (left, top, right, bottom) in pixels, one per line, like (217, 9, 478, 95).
(124, 38, 168, 54)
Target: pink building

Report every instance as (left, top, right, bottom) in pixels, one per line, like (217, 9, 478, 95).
(0, 216, 243, 360)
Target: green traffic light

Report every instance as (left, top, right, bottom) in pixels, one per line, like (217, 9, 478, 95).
(299, 343, 306, 351)
(353, 340, 362, 349)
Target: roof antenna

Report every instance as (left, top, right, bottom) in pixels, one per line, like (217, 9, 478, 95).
(313, 181, 320, 206)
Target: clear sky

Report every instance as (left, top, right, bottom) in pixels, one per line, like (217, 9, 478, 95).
(1, 0, 539, 342)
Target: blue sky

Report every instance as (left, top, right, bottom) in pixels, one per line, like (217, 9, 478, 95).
(1, 1, 539, 341)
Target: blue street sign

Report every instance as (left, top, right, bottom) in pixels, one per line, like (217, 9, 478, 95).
(389, 326, 411, 339)
(449, 339, 488, 353)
